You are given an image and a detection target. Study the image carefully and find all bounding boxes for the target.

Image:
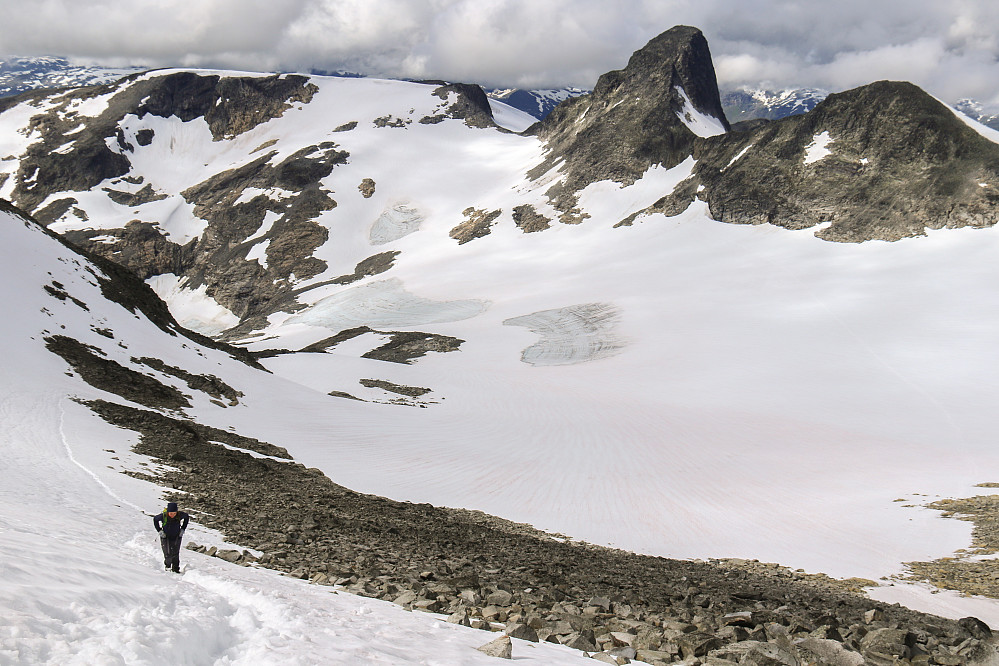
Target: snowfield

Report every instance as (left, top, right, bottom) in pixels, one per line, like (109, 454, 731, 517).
(5, 70, 999, 662)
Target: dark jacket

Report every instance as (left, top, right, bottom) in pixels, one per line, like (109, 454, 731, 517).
(153, 511, 190, 538)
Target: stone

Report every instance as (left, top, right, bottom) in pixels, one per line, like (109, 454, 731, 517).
(722, 611, 754, 627)
(588, 596, 612, 612)
(795, 637, 865, 666)
(637, 649, 676, 664)
(447, 609, 471, 626)
(486, 589, 514, 607)
(959, 617, 993, 640)
(505, 623, 539, 643)
(610, 632, 637, 647)
(592, 653, 630, 665)
(393, 591, 418, 607)
(861, 628, 909, 658)
(476, 635, 512, 659)
(865, 608, 886, 624)
(215, 549, 241, 563)
(563, 633, 599, 652)
(590, 654, 619, 665)
(413, 599, 442, 612)
(550, 620, 576, 636)
(358, 178, 375, 198)
(608, 646, 638, 659)
(460, 589, 482, 605)
(482, 605, 506, 621)
(679, 633, 722, 659)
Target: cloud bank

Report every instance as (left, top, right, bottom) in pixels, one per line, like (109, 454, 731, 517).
(3, 0, 999, 102)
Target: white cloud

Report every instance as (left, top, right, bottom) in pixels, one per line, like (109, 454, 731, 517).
(3, 0, 999, 103)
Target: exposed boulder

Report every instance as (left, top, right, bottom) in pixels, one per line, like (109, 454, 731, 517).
(476, 635, 512, 659)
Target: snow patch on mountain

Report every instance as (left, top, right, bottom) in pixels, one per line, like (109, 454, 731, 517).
(146, 274, 241, 336)
(804, 131, 834, 164)
(675, 86, 727, 137)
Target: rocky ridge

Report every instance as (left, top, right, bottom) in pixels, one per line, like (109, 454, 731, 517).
(656, 81, 999, 241)
(524, 28, 999, 242)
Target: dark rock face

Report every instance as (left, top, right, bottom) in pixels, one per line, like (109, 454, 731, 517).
(421, 83, 496, 129)
(529, 26, 729, 217)
(677, 81, 999, 241)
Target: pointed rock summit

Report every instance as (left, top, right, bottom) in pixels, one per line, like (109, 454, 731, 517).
(529, 25, 729, 220)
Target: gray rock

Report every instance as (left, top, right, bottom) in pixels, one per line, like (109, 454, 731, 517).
(447, 609, 471, 626)
(590, 654, 620, 665)
(608, 645, 638, 659)
(722, 611, 754, 627)
(795, 637, 865, 666)
(216, 549, 241, 563)
(610, 631, 637, 647)
(960, 617, 993, 640)
(486, 589, 513, 607)
(864, 608, 885, 624)
(393, 590, 418, 607)
(563, 632, 599, 652)
(505, 623, 539, 642)
(860, 627, 909, 658)
(679, 633, 722, 659)
(476, 635, 512, 659)
(588, 596, 612, 612)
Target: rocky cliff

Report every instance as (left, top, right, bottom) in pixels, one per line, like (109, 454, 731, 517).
(528, 25, 729, 220)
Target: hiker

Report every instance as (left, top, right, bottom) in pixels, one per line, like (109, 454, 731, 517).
(153, 501, 190, 573)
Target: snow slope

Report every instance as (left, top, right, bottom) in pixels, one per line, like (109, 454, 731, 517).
(5, 70, 999, 658)
(0, 207, 592, 664)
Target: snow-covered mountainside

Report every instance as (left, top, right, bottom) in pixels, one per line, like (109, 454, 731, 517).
(0, 56, 142, 98)
(0, 199, 605, 664)
(8, 23, 999, 660)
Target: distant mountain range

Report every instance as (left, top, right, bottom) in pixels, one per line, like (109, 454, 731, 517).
(3, 55, 998, 132)
(0, 56, 142, 97)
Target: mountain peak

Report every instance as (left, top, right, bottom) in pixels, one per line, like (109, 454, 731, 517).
(528, 25, 729, 222)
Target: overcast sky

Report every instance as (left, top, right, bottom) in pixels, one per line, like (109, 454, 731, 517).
(2, 0, 998, 103)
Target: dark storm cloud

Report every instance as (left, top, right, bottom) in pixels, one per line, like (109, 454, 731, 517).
(2, 0, 998, 102)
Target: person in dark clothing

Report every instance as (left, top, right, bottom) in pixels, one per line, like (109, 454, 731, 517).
(153, 501, 190, 573)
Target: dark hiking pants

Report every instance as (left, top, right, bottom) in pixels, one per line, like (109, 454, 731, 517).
(160, 535, 182, 571)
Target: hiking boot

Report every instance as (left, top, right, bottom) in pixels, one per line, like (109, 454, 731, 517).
(172, 566, 181, 573)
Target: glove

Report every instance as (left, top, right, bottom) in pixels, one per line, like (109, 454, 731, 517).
(158, 530, 166, 539)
